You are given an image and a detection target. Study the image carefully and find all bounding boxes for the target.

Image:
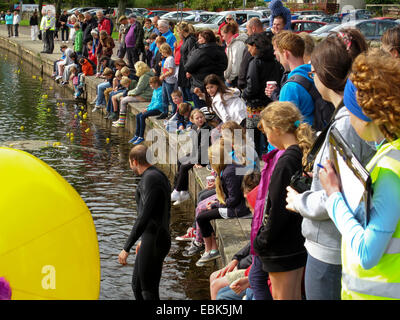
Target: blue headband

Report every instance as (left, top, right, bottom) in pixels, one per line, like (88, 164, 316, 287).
(343, 79, 371, 122)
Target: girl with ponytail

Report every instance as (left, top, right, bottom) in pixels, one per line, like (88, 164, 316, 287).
(195, 140, 252, 267)
(253, 101, 313, 300)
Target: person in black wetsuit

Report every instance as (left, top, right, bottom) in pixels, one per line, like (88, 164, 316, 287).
(118, 145, 171, 300)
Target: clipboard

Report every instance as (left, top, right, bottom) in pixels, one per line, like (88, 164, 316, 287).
(328, 127, 372, 225)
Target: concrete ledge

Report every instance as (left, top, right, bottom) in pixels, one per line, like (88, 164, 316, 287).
(0, 32, 251, 269)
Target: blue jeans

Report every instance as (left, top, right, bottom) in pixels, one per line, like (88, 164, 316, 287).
(304, 253, 342, 300)
(106, 89, 124, 113)
(162, 81, 177, 114)
(216, 286, 246, 300)
(248, 255, 272, 300)
(181, 86, 193, 102)
(135, 109, 162, 138)
(191, 89, 206, 110)
(96, 82, 111, 107)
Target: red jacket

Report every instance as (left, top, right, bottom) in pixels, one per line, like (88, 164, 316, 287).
(88, 51, 97, 66)
(98, 18, 111, 35)
(174, 39, 183, 66)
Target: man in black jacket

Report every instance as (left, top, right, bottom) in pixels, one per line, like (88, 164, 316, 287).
(82, 12, 98, 58)
(238, 18, 272, 90)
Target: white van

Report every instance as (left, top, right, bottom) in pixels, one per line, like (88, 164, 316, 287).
(194, 10, 263, 30)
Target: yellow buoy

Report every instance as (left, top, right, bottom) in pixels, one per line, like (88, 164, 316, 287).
(82, 113, 87, 120)
(0, 148, 100, 299)
(42, 95, 48, 99)
(85, 128, 90, 133)
(32, 76, 37, 79)
(106, 138, 110, 144)
(47, 108, 51, 113)
(74, 115, 77, 119)
(20, 126, 24, 131)
(79, 120, 83, 125)
(49, 86, 53, 90)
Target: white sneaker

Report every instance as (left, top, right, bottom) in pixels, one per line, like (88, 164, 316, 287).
(171, 189, 180, 202)
(173, 191, 190, 206)
(55, 75, 62, 81)
(92, 106, 100, 113)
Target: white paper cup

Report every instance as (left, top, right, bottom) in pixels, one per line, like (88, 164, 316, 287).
(266, 81, 278, 89)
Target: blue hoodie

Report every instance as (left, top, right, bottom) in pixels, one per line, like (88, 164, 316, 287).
(279, 64, 315, 125)
(269, 0, 292, 30)
(147, 86, 163, 112)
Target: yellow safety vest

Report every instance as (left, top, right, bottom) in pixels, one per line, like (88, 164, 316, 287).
(342, 138, 400, 300)
(45, 16, 55, 31)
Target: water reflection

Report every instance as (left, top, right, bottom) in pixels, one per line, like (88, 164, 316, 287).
(0, 50, 212, 300)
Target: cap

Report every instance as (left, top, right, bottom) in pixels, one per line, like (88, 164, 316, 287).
(343, 78, 371, 122)
(118, 15, 127, 23)
(128, 13, 137, 19)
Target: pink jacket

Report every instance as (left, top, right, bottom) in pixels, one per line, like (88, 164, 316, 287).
(250, 148, 285, 255)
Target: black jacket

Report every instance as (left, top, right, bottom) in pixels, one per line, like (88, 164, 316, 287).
(177, 34, 197, 88)
(253, 145, 307, 269)
(193, 123, 212, 166)
(83, 17, 98, 44)
(184, 42, 228, 91)
(270, 68, 289, 101)
(215, 163, 251, 218)
(232, 241, 252, 270)
(242, 52, 281, 108)
(237, 49, 253, 90)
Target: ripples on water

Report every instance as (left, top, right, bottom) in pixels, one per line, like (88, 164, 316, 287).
(0, 50, 213, 300)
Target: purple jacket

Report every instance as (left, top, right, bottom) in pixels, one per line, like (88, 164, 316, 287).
(250, 149, 285, 255)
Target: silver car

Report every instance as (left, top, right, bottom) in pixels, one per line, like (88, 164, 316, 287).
(327, 19, 399, 41)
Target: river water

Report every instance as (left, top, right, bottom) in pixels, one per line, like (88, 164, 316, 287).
(0, 49, 213, 300)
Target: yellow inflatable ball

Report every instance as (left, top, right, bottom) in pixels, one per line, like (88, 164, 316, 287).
(0, 148, 100, 300)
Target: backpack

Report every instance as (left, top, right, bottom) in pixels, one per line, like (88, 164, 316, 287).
(286, 74, 335, 132)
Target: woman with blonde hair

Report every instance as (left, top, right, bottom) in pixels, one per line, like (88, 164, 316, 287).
(319, 49, 400, 300)
(195, 140, 251, 267)
(113, 61, 154, 127)
(253, 101, 314, 300)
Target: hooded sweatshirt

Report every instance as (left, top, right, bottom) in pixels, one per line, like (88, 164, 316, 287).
(279, 64, 314, 125)
(224, 33, 248, 83)
(269, 0, 292, 30)
(211, 88, 247, 125)
(292, 107, 376, 265)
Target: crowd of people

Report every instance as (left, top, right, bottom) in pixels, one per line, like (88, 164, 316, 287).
(3, 4, 400, 301)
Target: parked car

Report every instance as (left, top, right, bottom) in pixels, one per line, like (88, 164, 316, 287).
(341, 9, 372, 23)
(328, 19, 399, 40)
(111, 7, 144, 18)
(159, 10, 194, 22)
(310, 23, 340, 37)
(183, 12, 219, 24)
(291, 20, 327, 33)
(239, 17, 270, 32)
(295, 10, 327, 17)
(315, 15, 341, 24)
(256, 9, 271, 18)
(145, 10, 169, 18)
(194, 10, 263, 31)
(134, 8, 149, 16)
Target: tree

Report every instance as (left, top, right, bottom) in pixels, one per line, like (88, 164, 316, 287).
(118, 0, 128, 21)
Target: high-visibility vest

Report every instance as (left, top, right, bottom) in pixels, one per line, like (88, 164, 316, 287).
(45, 16, 55, 31)
(342, 138, 400, 300)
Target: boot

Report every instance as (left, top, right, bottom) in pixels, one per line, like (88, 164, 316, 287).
(112, 113, 126, 128)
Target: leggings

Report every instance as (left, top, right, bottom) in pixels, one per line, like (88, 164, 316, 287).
(248, 255, 272, 300)
(132, 231, 171, 300)
(196, 208, 222, 238)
